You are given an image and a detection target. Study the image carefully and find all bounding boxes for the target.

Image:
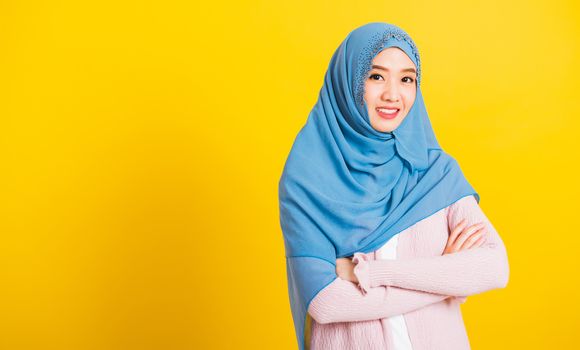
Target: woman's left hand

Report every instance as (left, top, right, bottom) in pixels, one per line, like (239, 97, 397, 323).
(336, 257, 359, 283)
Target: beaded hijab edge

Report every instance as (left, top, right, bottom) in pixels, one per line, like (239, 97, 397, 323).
(354, 28, 422, 107)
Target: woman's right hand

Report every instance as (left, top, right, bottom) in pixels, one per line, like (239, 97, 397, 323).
(443, 218, 487, 255)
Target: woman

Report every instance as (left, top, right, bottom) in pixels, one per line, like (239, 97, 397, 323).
(278, 22, 509, 350)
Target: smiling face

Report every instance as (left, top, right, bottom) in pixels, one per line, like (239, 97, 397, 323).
(363, 47, 417, 133)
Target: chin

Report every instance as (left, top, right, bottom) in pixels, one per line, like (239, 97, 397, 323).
(370, 113, 407, 133)
(370, 119, 398, 133)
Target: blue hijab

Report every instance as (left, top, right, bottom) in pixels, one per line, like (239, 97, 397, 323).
(278, 22, 479, 350)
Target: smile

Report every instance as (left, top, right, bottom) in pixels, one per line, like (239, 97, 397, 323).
(376, 108, 400, 120)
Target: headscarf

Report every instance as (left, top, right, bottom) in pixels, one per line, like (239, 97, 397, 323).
(278, 22, 479, 350)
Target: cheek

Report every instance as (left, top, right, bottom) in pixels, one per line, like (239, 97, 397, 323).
(363, 83, 380, 103)
(403, 89, 417, 106)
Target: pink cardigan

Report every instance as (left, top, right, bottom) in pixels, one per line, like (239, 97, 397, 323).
(306, 195, 510, 349)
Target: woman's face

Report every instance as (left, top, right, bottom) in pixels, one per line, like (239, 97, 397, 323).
(363, 47, 417, 133)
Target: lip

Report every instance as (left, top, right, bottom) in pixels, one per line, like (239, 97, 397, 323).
(376, 107, 400, 120)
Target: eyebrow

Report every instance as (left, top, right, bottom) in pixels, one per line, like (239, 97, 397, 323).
(371, 65, 417, 74)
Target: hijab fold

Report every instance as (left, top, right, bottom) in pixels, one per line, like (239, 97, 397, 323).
(278, 22, 479, 350)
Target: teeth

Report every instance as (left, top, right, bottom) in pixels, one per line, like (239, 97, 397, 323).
(378, 108, 398, 114)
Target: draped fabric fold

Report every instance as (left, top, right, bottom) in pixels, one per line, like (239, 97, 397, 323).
(278, 22, 479, 350)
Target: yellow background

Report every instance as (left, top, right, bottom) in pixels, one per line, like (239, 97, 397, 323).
(1, 0, 578, 349)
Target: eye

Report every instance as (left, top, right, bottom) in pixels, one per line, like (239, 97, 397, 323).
(402, 76, 415, 83)
(369, 73, 383, 81)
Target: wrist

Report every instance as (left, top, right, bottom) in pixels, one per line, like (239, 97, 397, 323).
(352, 252, 372, 295)
(368, 259, 397, 288)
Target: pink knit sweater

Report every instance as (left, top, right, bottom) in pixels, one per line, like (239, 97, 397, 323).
(306, 195, 510, 349)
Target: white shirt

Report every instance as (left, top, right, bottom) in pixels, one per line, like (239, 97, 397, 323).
(376, 234, 414, 349)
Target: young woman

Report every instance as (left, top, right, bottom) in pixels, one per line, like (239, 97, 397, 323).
(278, 22, 509, 350)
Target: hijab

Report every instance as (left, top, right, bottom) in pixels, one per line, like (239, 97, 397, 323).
(278, 22, 479, 350)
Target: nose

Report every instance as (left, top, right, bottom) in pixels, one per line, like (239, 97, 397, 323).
(380, 82, 400, 102)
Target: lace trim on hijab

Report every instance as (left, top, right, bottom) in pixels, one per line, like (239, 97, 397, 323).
(354, 27, 422, 106)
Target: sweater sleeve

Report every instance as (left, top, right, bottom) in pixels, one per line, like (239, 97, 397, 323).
(307, 259, 452, 325)
(353, 252, 468, 303)
(357, 195, 510, 296)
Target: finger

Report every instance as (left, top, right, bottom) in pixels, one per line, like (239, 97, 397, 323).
(454, 223, 485, 249)
(456, 225, 484, 249)
(464, 234, 487, 250)
(447, 219, 467, 247)
(474, 234, 487, 248)
(461, 229, 487, 250)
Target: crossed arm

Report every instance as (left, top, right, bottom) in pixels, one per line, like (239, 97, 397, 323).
(307, 195, 510, 325)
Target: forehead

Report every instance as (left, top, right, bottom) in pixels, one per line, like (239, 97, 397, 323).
(371, 47, 416, 68)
